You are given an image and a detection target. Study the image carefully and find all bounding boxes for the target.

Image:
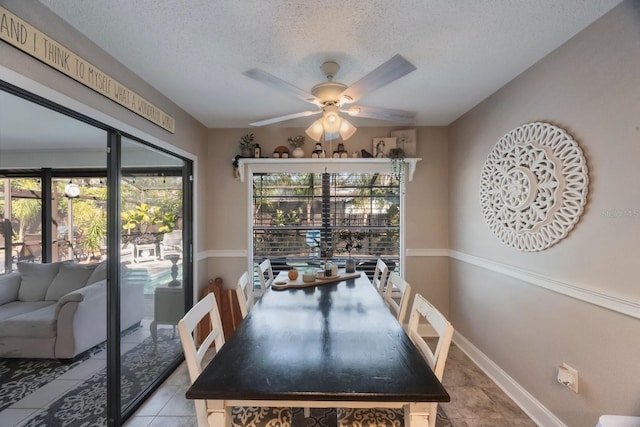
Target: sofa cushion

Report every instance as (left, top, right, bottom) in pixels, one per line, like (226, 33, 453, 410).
(0, 272, 22, 304)
(86, 261, 107, 285)
(0, 300, 56, 323)
(0, 303, 58, 338)
(17, 262, 63, 302)
(45, 262, 98, 301)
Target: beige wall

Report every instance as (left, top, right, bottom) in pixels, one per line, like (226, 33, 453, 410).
(205, 126, 450, 316)
(448, 1, 640, 425)
(0, 0, 209, 287)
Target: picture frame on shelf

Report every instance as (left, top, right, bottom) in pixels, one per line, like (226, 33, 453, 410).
(390, 129, 416, 157)
(372, 137, 397, 158)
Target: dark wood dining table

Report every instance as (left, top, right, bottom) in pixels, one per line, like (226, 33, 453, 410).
(186, 270, 449, 426)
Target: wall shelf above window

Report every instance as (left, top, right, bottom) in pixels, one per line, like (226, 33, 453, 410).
(236, 158, 421, 182)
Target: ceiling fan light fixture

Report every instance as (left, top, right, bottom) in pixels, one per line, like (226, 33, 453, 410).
(305, 118, 325, 142)
(338, 118, 357, 141)
(323, 112, 341, 134)
(322, 103, 342, 134)
(244, 55, 417, 133)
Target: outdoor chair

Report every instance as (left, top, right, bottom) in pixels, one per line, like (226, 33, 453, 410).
(160, 229, 182, 259)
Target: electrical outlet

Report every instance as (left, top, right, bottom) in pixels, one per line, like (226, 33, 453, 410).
(557, 363, 579, 393)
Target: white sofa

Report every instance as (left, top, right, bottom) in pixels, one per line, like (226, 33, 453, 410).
(0, 261, 144, 361)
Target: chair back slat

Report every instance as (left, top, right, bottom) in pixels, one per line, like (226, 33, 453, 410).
(178, 293, 226, 426)
(235, 271, 254, 319)
(372, 258, 389, 296)
(257, 258, 274, 297)
(407, 293, 454, 381)
(178, 293, 226, 383)
(384, 272, 411, 323)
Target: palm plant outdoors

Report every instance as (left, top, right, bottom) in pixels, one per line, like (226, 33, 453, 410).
(121, 203, 177, 244)
(10, 179, 41, 243)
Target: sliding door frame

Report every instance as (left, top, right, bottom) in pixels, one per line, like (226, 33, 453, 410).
(0, 81, 194, 426)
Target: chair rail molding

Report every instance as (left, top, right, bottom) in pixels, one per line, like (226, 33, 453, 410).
(199, 249, 248, 260)
(450, 250, 639, 320)
(405, 248, 640, 320)
(201, 248, 639, 319)
(236, 158, 421, 182)
(405, 248, 450, 257)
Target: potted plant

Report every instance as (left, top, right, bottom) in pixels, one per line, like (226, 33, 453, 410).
(288, 135, 306, 158)
(239, 133, 255, 157)
(389, 147, 406, 181)
(336, 229, 368, 273)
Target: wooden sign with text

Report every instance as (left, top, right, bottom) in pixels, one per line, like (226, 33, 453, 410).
(0, 6, 175, 133)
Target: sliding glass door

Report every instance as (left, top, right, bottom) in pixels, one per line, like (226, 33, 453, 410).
(119, 136, 187, 414)
(0, 83, 192, 425)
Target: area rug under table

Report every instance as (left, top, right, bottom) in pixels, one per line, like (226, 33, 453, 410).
(20, 328, 180, 427)
(290, 406, 451, 427)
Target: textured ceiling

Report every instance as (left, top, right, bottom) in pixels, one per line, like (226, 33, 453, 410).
(30, 1, 622, 128)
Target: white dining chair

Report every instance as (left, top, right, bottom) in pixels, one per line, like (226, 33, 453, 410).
(235, 271, 255, 319)
(372, 258, 390, 297)
(384, 271, 412, 324)
(178, 293, 292, 427)
(257, 258, 274, 297)
(337, 293, 454, 427)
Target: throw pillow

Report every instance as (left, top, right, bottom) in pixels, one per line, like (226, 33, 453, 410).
(17, 262, 63, 301)
(86, 260, 107, 285)
(45, 262, 98, 301)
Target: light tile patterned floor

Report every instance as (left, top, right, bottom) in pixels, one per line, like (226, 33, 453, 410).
(440, 344, 536, 427)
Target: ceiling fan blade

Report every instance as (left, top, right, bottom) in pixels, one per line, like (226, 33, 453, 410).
(244, 68, 322, 106)
(342, 105, 416, 123)
(339, 54, 416, 104)
(249, 110, 321, 127)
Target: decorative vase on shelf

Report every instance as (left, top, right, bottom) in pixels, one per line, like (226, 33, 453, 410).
(292, 147, 304, 158)
(241, 147, 252, 157)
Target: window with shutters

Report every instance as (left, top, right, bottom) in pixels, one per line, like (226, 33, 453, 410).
(252, 171, 401, 282)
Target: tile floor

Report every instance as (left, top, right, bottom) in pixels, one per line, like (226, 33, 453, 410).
(439, 344, 537, 427)
(124, 342, 538, 427)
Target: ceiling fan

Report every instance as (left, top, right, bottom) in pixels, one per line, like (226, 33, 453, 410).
(243, 54, 417, 141)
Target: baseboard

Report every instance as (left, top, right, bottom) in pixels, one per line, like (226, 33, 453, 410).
(452, 331, 565, 427)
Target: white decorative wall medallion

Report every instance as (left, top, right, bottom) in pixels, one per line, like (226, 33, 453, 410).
(480, 122, 588, 251)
